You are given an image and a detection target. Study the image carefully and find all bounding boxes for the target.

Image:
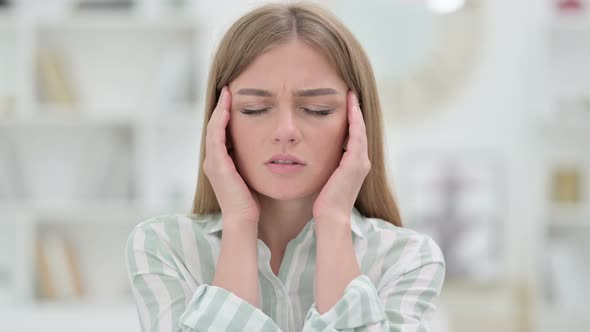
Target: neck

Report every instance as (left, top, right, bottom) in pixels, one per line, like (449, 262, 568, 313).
(256, 192, 318, 252)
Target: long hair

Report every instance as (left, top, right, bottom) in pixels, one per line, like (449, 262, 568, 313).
(192, 2, 402, 227)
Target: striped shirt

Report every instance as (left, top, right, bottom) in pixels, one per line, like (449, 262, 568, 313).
(126, 207, 446, 331)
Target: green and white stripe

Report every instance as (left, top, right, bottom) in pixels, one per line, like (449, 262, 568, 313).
(126, 207, 446, 331)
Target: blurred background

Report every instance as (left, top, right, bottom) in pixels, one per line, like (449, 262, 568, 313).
(0, 0, 589, 331)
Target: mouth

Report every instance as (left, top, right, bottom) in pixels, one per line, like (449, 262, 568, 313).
(268, 160, 302, 165)
(265, 154, 306, 166)
(266, 162, 305, 174)
(265, 154, 306, 174)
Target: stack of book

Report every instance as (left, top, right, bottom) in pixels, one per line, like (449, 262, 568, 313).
(35, 231, 85, 300)
(37, 47, 77, 107)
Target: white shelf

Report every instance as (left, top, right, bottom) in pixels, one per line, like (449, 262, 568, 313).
(0, 104, 203, 128)
(547, 221, 590, 231)
(0, 200, 189, 219)
(7, 297, 134, 309)
(547, 203, 590, 220)
(548, 16, 590, 35)
(0, 6, 204, 313)
(534, 113, 590, 136)
(2, 301, 139, 332)
(0, 110, 137, 128)
(36, 15, 199, 31)
(536, 6, 590, 332)
(537, 306, 590, 332)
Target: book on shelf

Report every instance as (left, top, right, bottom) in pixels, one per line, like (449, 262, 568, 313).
(550, 166, 582, 204)
(35, 231, 85, 300)
(548, 165, 587, 221)
(36, 47, 78, 107)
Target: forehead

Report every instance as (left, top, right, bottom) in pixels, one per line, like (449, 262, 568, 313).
(230, 39, 346, 92)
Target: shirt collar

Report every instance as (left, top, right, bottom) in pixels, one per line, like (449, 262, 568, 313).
(202, 207, 365, 239)
(202, 212, 223, 234)
(350, 207, 365, 239)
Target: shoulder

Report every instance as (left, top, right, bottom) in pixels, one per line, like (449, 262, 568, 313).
(125, 213, 219, 257)
(125, 213, 221, 285)
(361, 215, 444, 262)
(356, 215, 445, 287)
(127, 213, 211, 239)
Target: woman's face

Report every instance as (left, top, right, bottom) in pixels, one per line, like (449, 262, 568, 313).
(228, 39, 349, 201)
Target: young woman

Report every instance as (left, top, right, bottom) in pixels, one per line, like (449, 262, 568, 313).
(126, 2, 445, 331)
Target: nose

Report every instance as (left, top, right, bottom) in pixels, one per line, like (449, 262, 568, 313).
(273, 109, 301, 144)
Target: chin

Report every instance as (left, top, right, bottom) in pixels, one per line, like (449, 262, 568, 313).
(251, 178, 318, 201)
(258, 185, 309, 201)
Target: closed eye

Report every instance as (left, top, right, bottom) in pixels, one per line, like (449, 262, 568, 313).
(241, 108, 269, 115)
(240, 108, 333, 116)
(303, 108, 333, 116)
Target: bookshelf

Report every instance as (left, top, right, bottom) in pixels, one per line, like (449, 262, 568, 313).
(0, 1, 204, 331)
(533, 2, 590, 332)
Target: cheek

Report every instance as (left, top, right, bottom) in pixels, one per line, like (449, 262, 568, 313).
(324, 118, 348, 145)
(229, 119, 252, 146)
(312, 122, 347, 159)
(229, 121, 261, 167)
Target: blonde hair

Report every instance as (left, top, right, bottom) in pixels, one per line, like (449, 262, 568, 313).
(192, 1, 402, 227)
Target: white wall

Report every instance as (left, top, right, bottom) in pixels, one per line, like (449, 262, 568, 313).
(386, 0, 546, 282)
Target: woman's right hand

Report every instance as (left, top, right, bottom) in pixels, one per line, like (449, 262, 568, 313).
(202, 86, 261, 226)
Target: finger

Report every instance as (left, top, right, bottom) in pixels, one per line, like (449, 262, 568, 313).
(207, 86, 232, 155)
(217, 86, 232, 146)
(350, 91, 367, 134)
(218, 85, 232, 114)
(347, 90, 368, 154)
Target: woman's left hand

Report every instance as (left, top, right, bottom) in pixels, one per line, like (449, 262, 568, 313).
(312, 90, 371, 223)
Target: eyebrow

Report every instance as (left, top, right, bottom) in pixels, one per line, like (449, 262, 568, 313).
(236, 88, 339, 97)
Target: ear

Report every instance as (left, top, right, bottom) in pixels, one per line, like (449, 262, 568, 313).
(343, 135, 349, 151)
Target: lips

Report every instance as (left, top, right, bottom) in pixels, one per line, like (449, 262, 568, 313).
(265, 153, 306, 165)
(266, 161, 305, 175)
